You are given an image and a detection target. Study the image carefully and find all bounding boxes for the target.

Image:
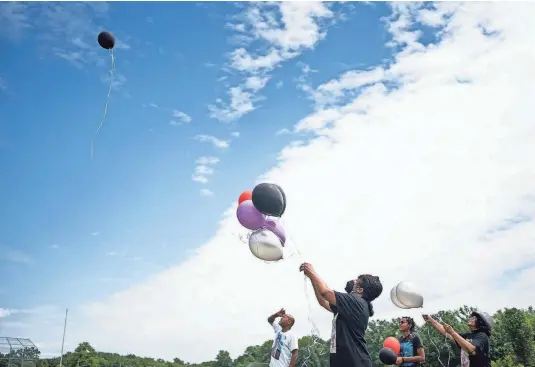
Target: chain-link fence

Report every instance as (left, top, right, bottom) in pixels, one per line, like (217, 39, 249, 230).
(0, 337, 39, 367)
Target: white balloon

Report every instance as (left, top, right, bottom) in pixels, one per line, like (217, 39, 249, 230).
(390, 286, 410, 309)
(248, 228, 284, 262)
(391, 281, 424, 309)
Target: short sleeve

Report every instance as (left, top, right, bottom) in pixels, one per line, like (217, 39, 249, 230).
(330, 303, 338, 314)
(289, 333, 298, 351)
(412, 335, 423, 349)
(272, 321, 282, 334)
(470, 333, 488, 352)
(334, 291, 365, 319)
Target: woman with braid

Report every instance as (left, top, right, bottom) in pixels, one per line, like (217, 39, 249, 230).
(397, 316, 425, 366)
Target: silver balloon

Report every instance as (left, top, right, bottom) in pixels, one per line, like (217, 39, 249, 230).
(390, 286, 410, 309)
(391, 281, 424, 309)
(248, 228, 284, 262)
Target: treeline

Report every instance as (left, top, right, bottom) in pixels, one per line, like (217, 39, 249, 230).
(2, 306, 534, 367)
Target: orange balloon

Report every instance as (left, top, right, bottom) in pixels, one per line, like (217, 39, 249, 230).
(238, 190, 253, 204)
(383, 336, 400, 355)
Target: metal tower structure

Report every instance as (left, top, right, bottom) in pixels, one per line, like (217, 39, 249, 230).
(0, 337, 39, 367)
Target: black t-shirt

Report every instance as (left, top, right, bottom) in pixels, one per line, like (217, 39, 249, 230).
(398, 333, 423, 367)
(328, 291, 372, 367)
(455, 331, 490, 367)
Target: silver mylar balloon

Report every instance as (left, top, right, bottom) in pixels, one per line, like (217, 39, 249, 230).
(248, 228, 284, 262)
(391, 281, 424, 309)
(390, 286, 410, 309)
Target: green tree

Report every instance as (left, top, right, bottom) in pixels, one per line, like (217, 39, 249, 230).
(491, 354, 523, 367)
(214, 351, 232, 367)
(493, 308, 535, 367)
(72, 343, 99, 367)
(36, 305, 535, 367)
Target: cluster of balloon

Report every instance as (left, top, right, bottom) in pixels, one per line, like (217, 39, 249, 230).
(91, 31, 117, 159)
(390, 281, 424, 309)
(236, 183, 287, 262)
(379, 337, 400, 365)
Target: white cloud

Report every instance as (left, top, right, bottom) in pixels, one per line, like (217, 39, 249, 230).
(192, 175, 208, 184)
(100, 72, 127, 91)
(0, 76, 7, 91)
(0, 246, 33, 264)
(275, 128, 291, 136)
(195, 165, 214, 176)
(11, 2, 535, 365)
(0, 308, 14, 318)
(194, 135, 230, 149)
(1, 3, 118, 68)
(0, 2, 31, 42)
(196, 156, 220, 165)
(230, 131, 240, 138)
(191, 156, 220, 185)
(172, 110, 192, 124)
(209, 2, 335, 122)
(244, 76, 270, 91)
(208, 87, 256, 122)
(200, 189, 214, 197)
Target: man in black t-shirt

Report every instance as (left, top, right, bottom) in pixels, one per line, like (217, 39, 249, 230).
(423, 311, 493, 367)
(397, 317, 425, 366)
(299, 262, 383, 367)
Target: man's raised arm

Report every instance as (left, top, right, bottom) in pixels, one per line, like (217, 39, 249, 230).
(268, 308, 285, 325)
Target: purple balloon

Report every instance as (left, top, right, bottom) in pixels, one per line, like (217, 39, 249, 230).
(237, 200, 266, 230)
(264, 220, 286, 245)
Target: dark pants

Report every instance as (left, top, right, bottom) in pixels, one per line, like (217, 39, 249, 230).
(330, 349, 372, 367)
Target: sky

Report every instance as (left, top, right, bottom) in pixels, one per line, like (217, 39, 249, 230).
(1, 0, 535, 364)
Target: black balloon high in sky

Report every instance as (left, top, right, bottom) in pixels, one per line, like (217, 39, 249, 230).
(252, 183, 287, 217)
(378, 347, 398, 365)
(97, 31, 116, 50)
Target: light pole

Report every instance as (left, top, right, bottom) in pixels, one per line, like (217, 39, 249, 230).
(59, 309, 68, 367)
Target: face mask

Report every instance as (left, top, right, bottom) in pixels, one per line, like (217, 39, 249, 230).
(345, 280, 355, 293)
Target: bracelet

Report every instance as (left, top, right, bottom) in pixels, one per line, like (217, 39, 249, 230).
(401, 358, 405, 363)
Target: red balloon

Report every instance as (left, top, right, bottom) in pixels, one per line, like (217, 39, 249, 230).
(238, 190, 252, 204)
(383, 336, 400, 355)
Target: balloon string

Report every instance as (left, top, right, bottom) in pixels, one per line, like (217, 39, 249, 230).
(282, 224, 327, 366)
(91, 48, 116, 160)
(424, 316, 453, 367)
(301, 275, 327, 367)
(259, 218, 453, 367)
(238, 217, 326, 365)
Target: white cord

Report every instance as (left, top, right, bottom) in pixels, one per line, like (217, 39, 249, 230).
(91, 48, 116, 160)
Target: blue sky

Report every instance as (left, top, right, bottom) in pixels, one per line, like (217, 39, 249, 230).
(1, 1, 535, 362)
(0, 2, 393, 312)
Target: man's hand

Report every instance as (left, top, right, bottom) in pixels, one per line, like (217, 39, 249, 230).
(443, 323, 454, 334)
(395, 357, 404, 365)
(422, 314, 433, 323)
(268, 308, 286, 325)
(299, 262, 316, 278)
